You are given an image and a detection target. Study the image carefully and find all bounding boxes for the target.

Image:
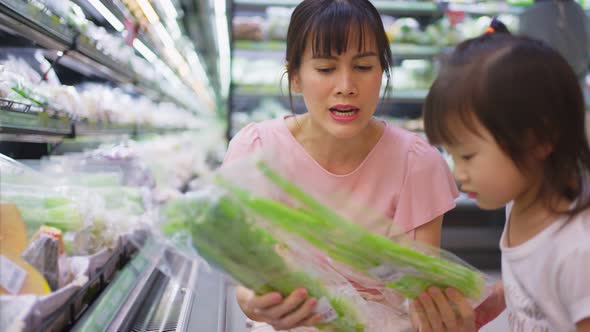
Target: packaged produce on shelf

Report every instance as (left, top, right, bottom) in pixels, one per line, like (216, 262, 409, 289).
(0, 204, 52, 296)
(386, 14, 519, 48)
(233, 15, 265, 41)
(0, 55, 205, 128)
(132, 129, 226, 194)
(47, 143, 156, 187)
(231, 98, 290, 136)
(42, 0, 88, 31)
(0, 151, 155, 256)
(232, 57, 285, 88)
(266, 6, 293, 41)
(0, 57, 52, 107)
(391, 59, 436, 90)
(233, 6, 293, 42)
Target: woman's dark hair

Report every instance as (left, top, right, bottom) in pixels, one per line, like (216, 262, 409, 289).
(285, 0, 393, 112)
(424, 19, 590, 216)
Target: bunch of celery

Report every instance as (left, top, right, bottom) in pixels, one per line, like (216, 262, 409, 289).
(161, 192, 366, 332)
(217, 161, 485, 300)
(1, 194, 84, 236)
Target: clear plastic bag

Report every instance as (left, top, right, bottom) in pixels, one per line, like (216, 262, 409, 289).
(158, 186, 383, 332)
(214, 152, 495, 305)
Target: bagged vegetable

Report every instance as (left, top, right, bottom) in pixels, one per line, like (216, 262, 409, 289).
(160, 187, 374, 332)
(213, 154, 494, 304)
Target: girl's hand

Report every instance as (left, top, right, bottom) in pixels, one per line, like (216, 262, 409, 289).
(236, 285, 323, 330)
(410, 287, 475, 332)
(409, 283, 506, 332)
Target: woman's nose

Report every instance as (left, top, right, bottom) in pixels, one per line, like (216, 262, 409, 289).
(336, 70, 358, 96)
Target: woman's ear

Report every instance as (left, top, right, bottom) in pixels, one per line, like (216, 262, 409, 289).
(534, 142, 553, 160)
(291, 74, 302, 93)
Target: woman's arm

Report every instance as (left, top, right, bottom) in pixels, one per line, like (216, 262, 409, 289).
(414, 215, 443, 247)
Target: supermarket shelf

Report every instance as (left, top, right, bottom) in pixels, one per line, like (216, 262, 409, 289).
(391, 43, 441, 59)
(234, 40, 443, 59)
(72, 237, 164, 331)
(35, 235, 141, 332)
(234, 0, 528, 16)
(72, 238, 201, 332)
(1, 98, 188, 142)
(0, 0, 194, 111)
(444, 1, 526, 15)
(390, 88, 429, 103)
(234, 0, 441, 15)
(0, 99, 72, 136)
(373, 0, 440, 15)
(234, 86, 428, 103)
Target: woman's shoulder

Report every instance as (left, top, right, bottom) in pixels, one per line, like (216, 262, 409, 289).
(231, 118, 285, 145)
(382, 124, 440, 157)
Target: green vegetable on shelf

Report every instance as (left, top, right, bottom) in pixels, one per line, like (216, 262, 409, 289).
(161, 192, 366, 332)
(1, 194, 85, 236)
(214, 161, 485, 300)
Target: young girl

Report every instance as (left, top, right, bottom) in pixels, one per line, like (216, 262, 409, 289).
(412, 20, 590, 332)
(223, 0, 459, 330)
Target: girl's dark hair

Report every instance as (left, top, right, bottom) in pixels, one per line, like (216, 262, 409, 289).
(424, 19, 590, 216)
(285, 0, 393, 112)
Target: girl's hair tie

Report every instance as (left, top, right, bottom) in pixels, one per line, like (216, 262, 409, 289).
(485, 27, 495, 34)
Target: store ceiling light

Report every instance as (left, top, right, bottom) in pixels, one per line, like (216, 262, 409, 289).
(154, 23, 176, 49)
(214, 0, 230, 99)
(158, 0, 178, 20)
(136, 0, 160, 24)
(133, 39, 157, 63)
(87, 0, 125, 31)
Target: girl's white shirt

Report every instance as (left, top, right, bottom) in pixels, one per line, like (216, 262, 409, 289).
(500, 202, 590, 332)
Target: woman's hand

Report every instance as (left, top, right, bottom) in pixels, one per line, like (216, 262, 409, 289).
(236, 285, 323, 330)
(410, 287, 476, 332)
(409, 282, 506, 332)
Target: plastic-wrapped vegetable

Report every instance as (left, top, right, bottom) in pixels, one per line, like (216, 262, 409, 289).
(161, 188, 369, 332)
(1, 189, 85, 237)
(215, 160, 489, 302)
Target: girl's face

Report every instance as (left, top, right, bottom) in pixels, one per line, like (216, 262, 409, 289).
(443, 118, 536, 210)
(291, 31, 384, 139)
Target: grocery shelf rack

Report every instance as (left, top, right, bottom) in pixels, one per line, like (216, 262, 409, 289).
(0, 98, 73, 137)
(0, 0, 194, 111)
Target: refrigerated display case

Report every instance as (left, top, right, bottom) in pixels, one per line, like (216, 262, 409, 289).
(0, 1, 242, 331)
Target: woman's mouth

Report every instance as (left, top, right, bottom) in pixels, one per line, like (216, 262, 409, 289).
(329, 106, 360, 122)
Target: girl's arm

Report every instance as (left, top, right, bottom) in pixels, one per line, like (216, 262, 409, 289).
(578, 318, 590, 332)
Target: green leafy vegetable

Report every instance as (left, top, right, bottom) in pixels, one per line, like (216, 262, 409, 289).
(161, 192, 366, 332)
(215, 161, 485, 300)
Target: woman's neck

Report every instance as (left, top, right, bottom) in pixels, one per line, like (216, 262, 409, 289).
(287, 114, 384, 175)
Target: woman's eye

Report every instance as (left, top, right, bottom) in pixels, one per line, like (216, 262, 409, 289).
(316, 68, 335, 73)
(356, 65, 373, 71)
(461, 153, 475, 161)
